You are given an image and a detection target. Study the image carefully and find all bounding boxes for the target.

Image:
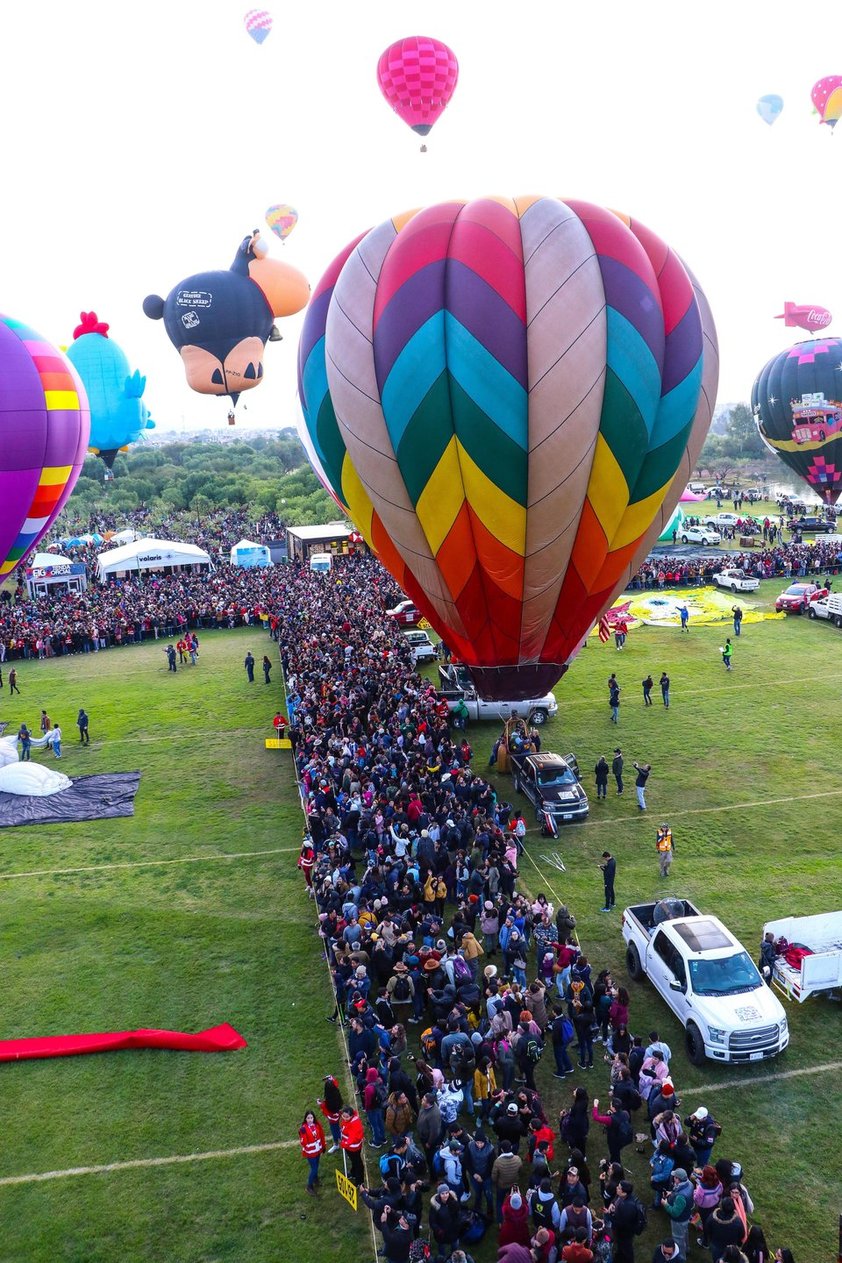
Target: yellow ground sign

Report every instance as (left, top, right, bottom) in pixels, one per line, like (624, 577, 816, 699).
(335, 1168, 358, 1211)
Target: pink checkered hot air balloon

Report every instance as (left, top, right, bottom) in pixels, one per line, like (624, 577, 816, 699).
(377, 36, 459, 150)
(811, 75, 842, 128)
(0, 315, 90, 580)
(244, 9, 272, 45)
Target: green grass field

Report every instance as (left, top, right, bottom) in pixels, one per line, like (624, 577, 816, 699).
(0, 584, 839, 1262)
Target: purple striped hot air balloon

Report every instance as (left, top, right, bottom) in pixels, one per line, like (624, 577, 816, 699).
(0, 315, 90, 580)
(299, 197, 718, 700)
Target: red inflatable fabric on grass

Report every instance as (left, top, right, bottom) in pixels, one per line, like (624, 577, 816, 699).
(0, 1023, 247, 1062)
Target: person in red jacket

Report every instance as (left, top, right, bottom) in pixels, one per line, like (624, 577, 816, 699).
(339, 1104, 365, 1184)
(299, 1110, 326, 1194)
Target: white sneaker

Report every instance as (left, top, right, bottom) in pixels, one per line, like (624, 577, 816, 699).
(328, 1144, 339, 1154)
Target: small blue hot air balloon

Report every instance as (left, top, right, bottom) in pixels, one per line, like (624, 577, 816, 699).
(757, 94, 784, 125)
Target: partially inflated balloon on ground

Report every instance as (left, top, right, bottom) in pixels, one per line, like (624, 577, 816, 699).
(65, 312, 154, 469)
(752, 337, 842, 505)
(299, 196, 718, 700)
(0, 314, 90, 578)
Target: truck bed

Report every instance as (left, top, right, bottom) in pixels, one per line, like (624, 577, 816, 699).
(626, 899, 700, 935)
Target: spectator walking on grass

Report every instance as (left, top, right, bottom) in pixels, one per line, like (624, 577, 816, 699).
(609, 679, 620, 724)
(49, 723, 62, 759)
(165, 644, 177, 672)
(642, 675, 653, 707)
(656, 824, 674, 878)
(17, 722, 31, 760)
(9, 667, 20, 694)
(262, 654, 272, 684)
(77, 708, 90, 744)
(244, 651, 255, 682)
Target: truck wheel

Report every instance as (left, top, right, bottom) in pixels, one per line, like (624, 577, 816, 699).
(808, 606, 817, 619)
(681, 535, 689, 544)
(530, 709, 548, 726)
(731, 584, 738, 593)
(626, 943, 643, 982)
(685, 1023, 706, 1067)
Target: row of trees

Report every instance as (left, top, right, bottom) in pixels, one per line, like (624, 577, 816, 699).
(64, 431, 339, 527)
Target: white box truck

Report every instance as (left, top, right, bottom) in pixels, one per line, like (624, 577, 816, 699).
(762, 911, 842, 1002)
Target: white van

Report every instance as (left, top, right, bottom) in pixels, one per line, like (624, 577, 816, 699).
(309, 552, 332, 574)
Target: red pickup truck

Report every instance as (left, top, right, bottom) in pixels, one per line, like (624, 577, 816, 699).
(774, 582, 829, 614)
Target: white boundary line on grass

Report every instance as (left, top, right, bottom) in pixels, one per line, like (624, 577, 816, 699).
(0, 848, 297, 883)
(682, 1060, 842, 1097)
(0, 1140, 297, 1187)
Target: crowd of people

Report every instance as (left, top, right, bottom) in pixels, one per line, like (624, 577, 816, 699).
(270, 556, 795, 1263)
(2, 499, 840, 664)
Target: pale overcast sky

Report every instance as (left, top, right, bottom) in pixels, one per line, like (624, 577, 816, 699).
(1, 0, 840, 432)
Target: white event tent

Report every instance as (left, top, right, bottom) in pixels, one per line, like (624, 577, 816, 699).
(230, 539, 271, 568)
(96, 537, 211, 580)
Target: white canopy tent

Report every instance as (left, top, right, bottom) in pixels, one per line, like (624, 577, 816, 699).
(230, 539, 271, 568)
(96, 537, 211, 580)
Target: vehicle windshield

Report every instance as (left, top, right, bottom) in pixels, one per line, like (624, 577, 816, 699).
(688, 951, 763, 996)
(785, 585, 807, 595)
(538, 767, 577, 786)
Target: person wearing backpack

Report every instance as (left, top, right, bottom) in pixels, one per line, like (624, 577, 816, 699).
(387, 961, 415, 1013)
(684, 1105, 721, 1167)
(515, 1022, 544, 1090)
(649, 1139, 675, 1209)
(529, 1176, 562, 1233)
(591, 1097, 633, 1165)
(363, 1066, 388, 1147)
(551, 1006, 576, 1078)
(662, 1168, 694, 1259)
(608, 1179, 646, 1263)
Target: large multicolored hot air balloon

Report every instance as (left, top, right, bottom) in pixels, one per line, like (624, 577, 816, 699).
(65, 312, 155, 469)
(377, 36, 459, 145)
(0, 314, 90, 579)
(244, 9, 272, 45)
(811, 76, 842, 128)
(752, 338, 842, 505)
(143, 231, 309, 406)
(299, 197, 718, 700)
(757, 94, 784, 125)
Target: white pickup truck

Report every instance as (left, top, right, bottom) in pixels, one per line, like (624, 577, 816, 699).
(622, 899, 789, 1066)
(762, 911, 842, 1002)
(437, 664, 558, 725)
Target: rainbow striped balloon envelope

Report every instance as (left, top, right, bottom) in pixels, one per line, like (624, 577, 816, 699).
(0, 315, 90, 578)
(298, 197, 718, 700)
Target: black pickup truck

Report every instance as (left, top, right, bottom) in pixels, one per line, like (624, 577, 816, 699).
(510, 750, 589, 826)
